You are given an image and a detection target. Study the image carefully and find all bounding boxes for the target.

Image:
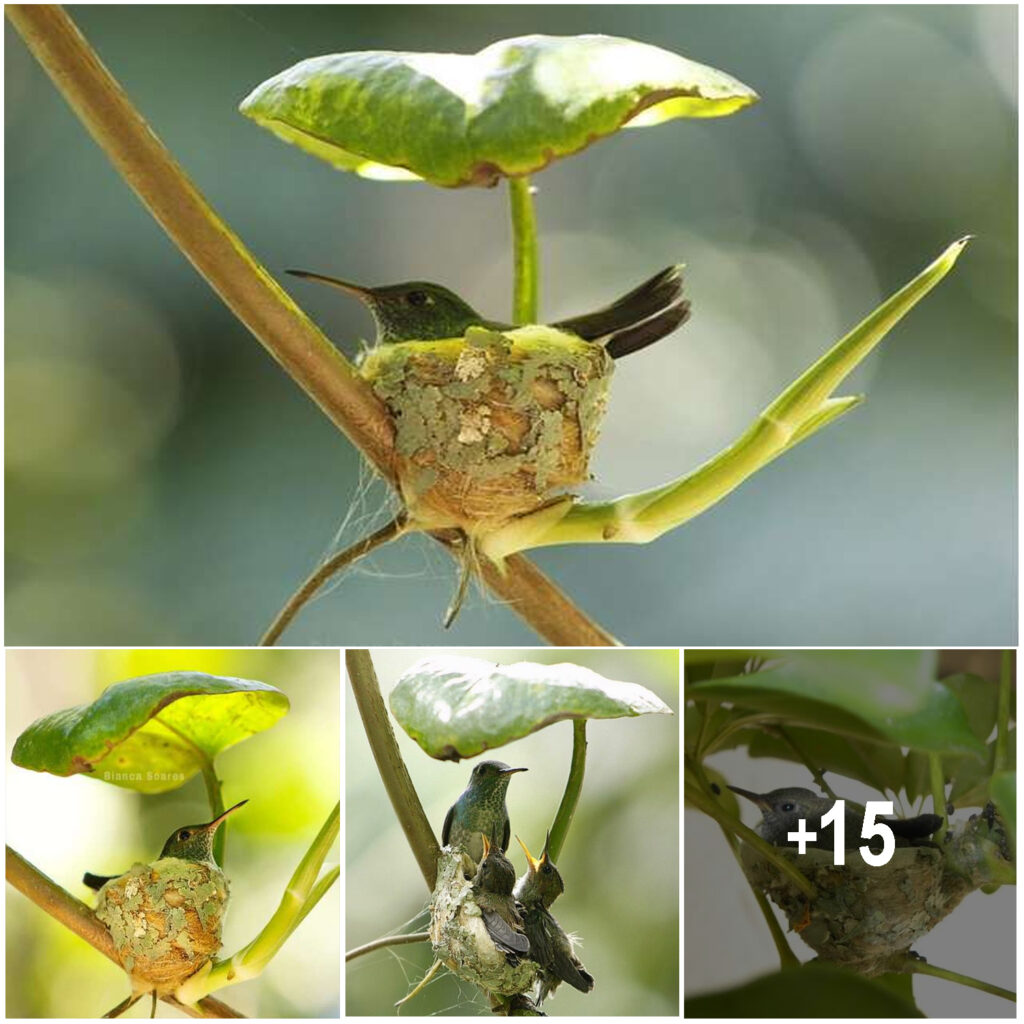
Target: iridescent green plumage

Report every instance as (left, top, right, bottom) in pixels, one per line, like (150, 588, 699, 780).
(514, 833, 593, 1005)
(441, 760, 527, 866)
(287, 264, 689, 358)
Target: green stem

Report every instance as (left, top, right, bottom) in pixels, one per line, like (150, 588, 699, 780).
(928, 753, 947, 844)
(685, 780, 816, 898)
(177, 804, 339, 1003)
(547, 720, 587, 863)
(509, 175, 539, 324)
(994, 651, 1012, 773)
(776, 727, 836, 799)
(481, 237, 971, 561)
(906, 958, 1015, 1002)
(346, 931, 430, 962)
(346, 650, 441, 889)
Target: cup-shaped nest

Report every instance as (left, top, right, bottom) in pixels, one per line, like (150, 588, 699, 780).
(430, 849, 537, 997)
(95, 858, 228, 995)
(739, 843, 973, 976)
(360, 327, 613, 532)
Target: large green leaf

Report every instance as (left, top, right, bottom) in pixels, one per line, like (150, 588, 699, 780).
(11, 673, 289, 793)
(389, 656, 672, 760)
(686, 964, 923, 1018)
(687, 652, 986, 758)
(240, 34, 757, 188)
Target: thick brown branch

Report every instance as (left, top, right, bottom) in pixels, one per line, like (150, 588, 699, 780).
(6, 846, 244, 1018)
(6, 4, 617, 649)
(346, 650, 441, 889)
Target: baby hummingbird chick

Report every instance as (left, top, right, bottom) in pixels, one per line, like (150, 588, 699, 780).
(473, 834, 530, 964)
(514, 833, 594, 1005)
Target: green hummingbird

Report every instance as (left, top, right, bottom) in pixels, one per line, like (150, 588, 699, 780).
(514, 833, 594, 1005)
(442, 760, 527, 866)
(82, 800, 249, 891)
(286, 264, 689, 359)
(728, 786, 942, 849)
(473, 833, 531, 964)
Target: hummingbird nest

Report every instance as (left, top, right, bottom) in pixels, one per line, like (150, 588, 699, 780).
(360, 326, 612, 532)
(94, 858, 228, 995)
(430, 849, 538, 997)
(738, 813, 1013, 976)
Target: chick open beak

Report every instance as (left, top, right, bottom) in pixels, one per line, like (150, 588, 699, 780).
(516, 834, 542, 872)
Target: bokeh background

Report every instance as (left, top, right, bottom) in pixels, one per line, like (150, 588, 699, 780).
(346, 647, 678, 1014)
(684, 649, 1016, 1019)
(5, 648, 340, 1018)
(5, 5, 1017, 646)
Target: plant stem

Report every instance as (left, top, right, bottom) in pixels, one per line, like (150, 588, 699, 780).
(260, 514, 409, 645)
(509, 176, 539, 324)
(346, 931, 430, 962)
(994, 651, 1012, 773)
(906, 958, 1015, 1002)
(202, 761, 227, 866)
(777, 727, 837, 799)
(6, 3, 616, 651)
(346, 650, 441, 889)
(684, 781, 816, 898)
(928, 753, 947, 844)
(547, 720, 587, 863)
(5, 846, 241, 1017)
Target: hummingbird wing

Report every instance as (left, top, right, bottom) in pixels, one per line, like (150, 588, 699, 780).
(441, 804, 454, 848)
(552, 265, 689, 359)
(82, 871, 118, 891)
(481, 909, 531, 956)
(531, 907, 594, 993)
(501, 816, 511, 854)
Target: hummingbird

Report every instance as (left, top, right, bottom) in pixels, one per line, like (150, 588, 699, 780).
(728, 786, 942, 849)
(514, 833, 594, 1005)
(473, 833, 531, 964)
(82, 800, 249, 891)
(286, 264, 690, 359)
(442, 760, 527, 866)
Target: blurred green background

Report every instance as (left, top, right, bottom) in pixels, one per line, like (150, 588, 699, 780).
(5, 5, 1017, 646)
(5, 648, 340, 1018)
(346, 647, 678, 1014)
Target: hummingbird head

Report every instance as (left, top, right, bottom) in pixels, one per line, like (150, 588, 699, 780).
(728, 786, 825, 834)
(468, 760, 528, 793)
(515, 832, 564, 907)
(475, 833, 516, 894)
(159, 800, 248, 863)
(286, 270, 489, 344)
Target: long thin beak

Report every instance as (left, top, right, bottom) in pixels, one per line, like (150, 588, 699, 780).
(727, 786, 770, 811)
(204, 799, 249, 832)
(500, 767, 528, 775)
(285, 268, 372, 299)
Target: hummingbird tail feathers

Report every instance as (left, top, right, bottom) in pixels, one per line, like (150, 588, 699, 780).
(604, 299, 691, 359)
(83, 871, 117, 891)
(553, 264, 688, 356)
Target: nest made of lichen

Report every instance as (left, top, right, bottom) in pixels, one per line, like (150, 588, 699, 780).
(739, 843, 972, 976)
(95, 858, 228, 994)
(429, 849, 538, 997)
(360, 326, 613, 532)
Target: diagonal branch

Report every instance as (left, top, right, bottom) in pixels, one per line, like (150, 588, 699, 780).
(5, 3, 614, 649)
(5, 846, 243, 1018)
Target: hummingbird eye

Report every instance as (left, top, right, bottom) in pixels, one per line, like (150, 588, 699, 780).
(179, 829, 192, 840)
(406, 290, 432, 308)
(780, 802, 795, 813)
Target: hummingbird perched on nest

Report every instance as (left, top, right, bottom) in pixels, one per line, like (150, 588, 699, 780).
(287, 264, 689, 358)
(472, 834, 531, 965)
(442, 761, 528, 868)
(728, 786, 943, 849)
(514, 832, 594, 1006)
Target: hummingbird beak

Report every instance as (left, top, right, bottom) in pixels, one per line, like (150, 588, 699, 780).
(515, 834, 542, 873)
(204, 799, 249, 832)
(539, 829, 553, 865)
(285, 269, 373, 300)
(499, 767, 528, 776)
(480, 833, 492, 858)
(727, 786, 771, 811)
